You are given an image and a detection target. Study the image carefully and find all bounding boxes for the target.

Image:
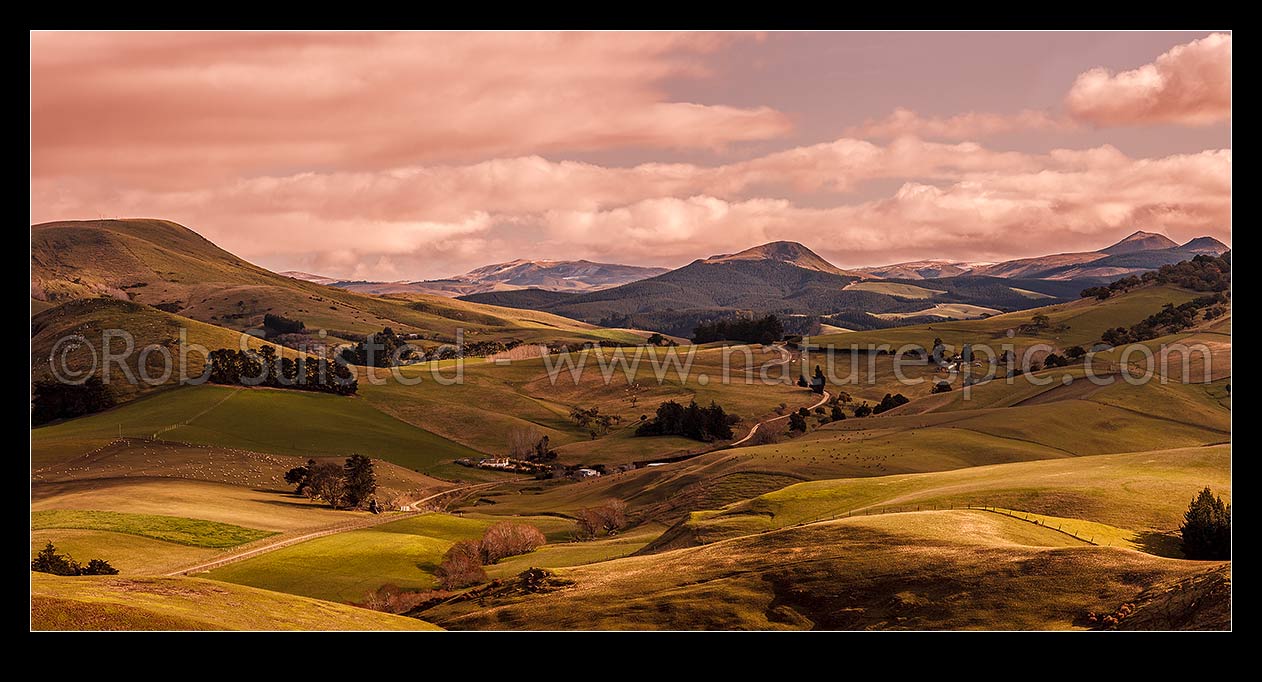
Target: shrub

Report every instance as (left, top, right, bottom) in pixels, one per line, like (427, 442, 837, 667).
(788, 412, 807, 432)
(830, 405, 846, 420)
(435, 540, 487, 589)
(479, 522, 547, 564)
(871, 393, 910, 414)
(931, 381, 952, 394)
(853, 402, 872, 418)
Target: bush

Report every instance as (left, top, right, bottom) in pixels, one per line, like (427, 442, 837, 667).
(853, 402, 872, 418)
(830, 405, 846, 421)
(435, 540, 487, 589)
(1180, 487, 1231, 560)
(931, 381, 952, 394)
(479, 522, 546, 564)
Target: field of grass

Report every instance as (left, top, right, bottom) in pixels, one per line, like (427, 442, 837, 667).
(32, 510, 273, 548)
(32, 478, 362, 534)
(842, 281, 944, 299)
(31, 573, 438, 631)
(423, 510, 1225, 630)
(204, 512, 576, 602)
(31, 384, 480, 472)
(874, 303, 1000, 320)
(31, 530, 222, 575)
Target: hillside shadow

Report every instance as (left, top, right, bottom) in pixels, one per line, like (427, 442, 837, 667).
(1134, 531, 1183, 558)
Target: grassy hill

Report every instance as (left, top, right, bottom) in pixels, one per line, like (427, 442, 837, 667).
(646, 445, 1229, 554)
(31, 384, 481, 472)
(421, 510, 1227, 630)
(31, 219, 642, 347)
(31, 573, 438, 630)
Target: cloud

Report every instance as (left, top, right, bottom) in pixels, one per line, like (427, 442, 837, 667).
(1065, 32, 1232, 126)
(32, 138, 1230, 278)
(30, 31, 791, 185)
(845, 107, 1073, 140)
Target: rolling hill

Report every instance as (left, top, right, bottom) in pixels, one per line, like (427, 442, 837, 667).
(31, 219, 645, 349)
(31, 573, 438, 630)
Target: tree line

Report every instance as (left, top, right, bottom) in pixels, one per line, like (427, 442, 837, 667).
(692, 314, 784, 345)
(32, 376, 117, 426)
(208, 346, 358, 395)
(636, 400, 735, 442)
(1100, 293, 1228, 346)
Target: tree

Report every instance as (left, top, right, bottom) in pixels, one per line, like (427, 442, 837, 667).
(305, 462, 346, 508)
(811, 365, 826, 394)
(506, 426, 544, 459)
(342, 454, 377, 509)
(1065, 345, 1087, 360)
(435, 540, 487, 589)
(1180, 487, 1231, 560)
(872, 393, 910, 414)
(788, 412, 807, 432)
(931, 381, 952, 394)
(574, 499, 628, 540)
(31, 542, 79, 576)
(284, 459, 316, 494)
(831, 405, 846, 420)
(797, 374, 809, 388)
(853, 402, 872, 418)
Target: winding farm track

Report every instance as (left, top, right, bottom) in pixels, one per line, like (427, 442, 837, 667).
(727, 341, 832, 448)
(730, 390, 831, 448)
(164, 479, 508, 576)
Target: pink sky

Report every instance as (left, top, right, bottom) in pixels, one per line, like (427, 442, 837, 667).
(30, 31, 1231, 280)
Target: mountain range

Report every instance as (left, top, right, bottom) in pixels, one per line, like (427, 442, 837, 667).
(285, 260, 669, 297)
(865, 231, 1228, 281)
(458, 231, 1228, 337)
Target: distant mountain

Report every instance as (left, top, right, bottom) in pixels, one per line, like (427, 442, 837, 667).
(854, 260, 990, 280)
(316, 259, 669, 297)
(461, 241, 1072, 337)
(279, 270, 340, 285)
(1098, 230, 1180, 255)
(862, 231, 1226, 282)
(701, 241, 865, 277)
(1180, 237, 1230, 255)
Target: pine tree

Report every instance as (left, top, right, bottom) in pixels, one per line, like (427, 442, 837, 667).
(342, 454, 378, 509)
(1180, 487, 1231, 560)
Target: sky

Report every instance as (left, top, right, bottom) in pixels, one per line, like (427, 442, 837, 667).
(30, 31, 1231, 280)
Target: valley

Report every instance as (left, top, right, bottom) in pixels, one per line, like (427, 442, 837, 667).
(30, 219, 1231, 631)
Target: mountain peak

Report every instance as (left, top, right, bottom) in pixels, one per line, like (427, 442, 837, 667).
(1180, 236, 1230, 255)
(703, 241, 856, 276)
(1099, 230, 1179, 255)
